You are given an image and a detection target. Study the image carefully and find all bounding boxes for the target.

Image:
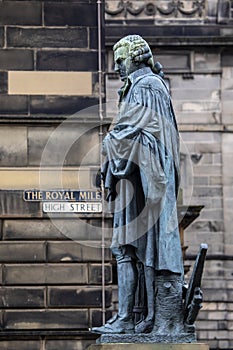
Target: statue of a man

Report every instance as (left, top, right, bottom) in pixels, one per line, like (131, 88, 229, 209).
(92, 35, 184, 336)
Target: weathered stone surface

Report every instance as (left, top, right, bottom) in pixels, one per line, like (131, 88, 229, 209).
(90, 344, 209, 350)
(189, 220, 224, 232)
(47, 242, 111, 263)
(171, 75, 221, 90)
(93, 340, 209, 350)
(0, 49, 34, 70)
(193, 165, 222, 176)
(3, 218, 111, 240)
(0, 242, 46, 262)
(209, 176, 222, 185)
(0, 191, 40, 218)
(0, 27, 3, 48)
(90, 28, 99, 50)
(0, 96, 28, 116)
(30, 96, 98, 114)
(193, 176, 209, 186)
(194, 53, 221, 72)
(45, 339, 95, 350)
(0, 72, 7, 94)
(222, 48, 233, 66)
(192, 186, 222, 197)
(27, 126, 55, 166)
(0, 220, 2, 239)
(181, 101, 220, 113)
(0, 2, 42, 25)
(0, 287, 44, 308)
(222, 133, 233, 261)
(0, 0, 106, 343)
(28, 125, 100, 166)
(222, 89, 233, 102)
(7, 28, 88, 48)
(48, 287, 112, 307)
(36, 51, 98, 71)
(185, 231, 224, 255)
(3, 219, 66, 240)
(3, 264, 88, 285)
(0, 340, 41, 350)
(105, 25, 222, 44)
(4, 309, 88, 330)
(91, 309, 112, 328)
(172, 88, 220, 101)
(0, 265, 2, 285)
(180, 131, 222, 153)
(88, 264, 112, 285)
(44, 3, 97, 26)
(225, 244, 233, 255)
(177, 112, 221, 125)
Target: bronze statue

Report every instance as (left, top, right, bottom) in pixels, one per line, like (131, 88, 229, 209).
(92, 35, 206, 342)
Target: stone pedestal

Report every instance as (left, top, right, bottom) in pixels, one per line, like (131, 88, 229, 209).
(95, 332, 197, 344)
(88, 344, 209, 350)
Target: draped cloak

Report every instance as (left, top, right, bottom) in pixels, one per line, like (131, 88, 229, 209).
(102, 67, 183, 275)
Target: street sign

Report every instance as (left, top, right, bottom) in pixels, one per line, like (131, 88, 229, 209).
(24, 190, 102, 202)
(43, 202, 102, 213)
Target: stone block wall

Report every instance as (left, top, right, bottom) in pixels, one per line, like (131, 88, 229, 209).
(0, 1, 108, 349)
(1, 0, 233, 349)
(172, 50, 233, 349)
(0, 1, 101, 119)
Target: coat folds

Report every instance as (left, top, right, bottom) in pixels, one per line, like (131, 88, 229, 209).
(102, 67, 183, 274)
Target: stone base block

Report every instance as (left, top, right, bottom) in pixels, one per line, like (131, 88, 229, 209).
(96, 332, 196, 344)
(88, 344, 209, 350)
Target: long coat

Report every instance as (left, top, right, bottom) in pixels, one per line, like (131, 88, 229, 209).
(102, 66, 183, 275)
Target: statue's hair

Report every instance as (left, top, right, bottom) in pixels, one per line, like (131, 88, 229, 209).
(113, 35, 154, 69)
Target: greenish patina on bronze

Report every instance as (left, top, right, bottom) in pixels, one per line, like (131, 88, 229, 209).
(91, 35, 206, 343)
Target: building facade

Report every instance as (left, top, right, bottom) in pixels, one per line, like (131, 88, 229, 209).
(0, 0, 232, 349)
(0, 1, 109, 349)
(105, 1, 233, 348)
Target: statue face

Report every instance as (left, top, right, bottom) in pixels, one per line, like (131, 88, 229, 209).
(114, 45, 137, 81)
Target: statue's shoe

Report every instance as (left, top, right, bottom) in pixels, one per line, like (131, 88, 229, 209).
(135, 319, 154, 333)
(91, 314, 134, 334)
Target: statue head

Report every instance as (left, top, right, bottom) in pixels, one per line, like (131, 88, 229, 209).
(113, 35, 154, 81)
